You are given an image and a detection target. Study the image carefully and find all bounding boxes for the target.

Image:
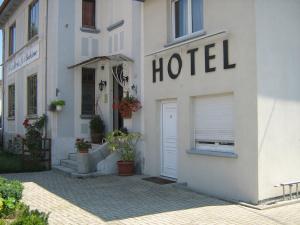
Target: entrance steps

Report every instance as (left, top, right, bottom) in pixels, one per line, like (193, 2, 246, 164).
(52, 143, 119, 178)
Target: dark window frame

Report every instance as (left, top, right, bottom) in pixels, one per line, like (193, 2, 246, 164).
(81, 68, 95, 116)
(82, 0, 96, 29)
(27, 74, 38, 116)
(9, 23, 16, 56)
(28, 0, 39, 41)
(8, 84, 15, 118)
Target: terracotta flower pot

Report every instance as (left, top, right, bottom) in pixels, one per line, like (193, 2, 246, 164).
(78, 148, 89, 154)
(117, 160, 134, 176)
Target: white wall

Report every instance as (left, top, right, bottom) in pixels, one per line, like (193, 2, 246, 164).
(3, 0, 47, 144)
(256, 0, 300, 201)
(144, 0, 259, 204)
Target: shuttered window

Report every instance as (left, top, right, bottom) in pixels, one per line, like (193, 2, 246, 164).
(27, 75, 38, 116)
(82, 68, 95, 116)
(193, 94, 234, 152)
(8, 84, 15, 118)
(82, 0, 96, 28)
(9, 23, 16, 56)
(28, 0, 39, 40)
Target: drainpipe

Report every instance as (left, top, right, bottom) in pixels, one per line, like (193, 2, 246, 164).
(1, 29, 5, 146)
(44, 0, 49, 138)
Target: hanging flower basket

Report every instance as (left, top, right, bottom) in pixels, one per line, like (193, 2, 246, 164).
(113, 94, 142, 119)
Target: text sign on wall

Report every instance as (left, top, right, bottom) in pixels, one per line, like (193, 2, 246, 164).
(7, 42, 40, 75)
(152, 39, 236, 83)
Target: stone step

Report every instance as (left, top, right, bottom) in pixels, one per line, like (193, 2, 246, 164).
(52, 165, 75, 177)
(68, 153, 77, 161)
(60, 159, 77, 171)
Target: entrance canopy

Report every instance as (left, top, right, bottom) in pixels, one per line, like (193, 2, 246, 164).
(67, 54, 134, 69)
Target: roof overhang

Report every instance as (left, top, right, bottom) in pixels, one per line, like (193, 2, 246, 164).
(0, 0, 23, 28)
(68, 54, 134, 69)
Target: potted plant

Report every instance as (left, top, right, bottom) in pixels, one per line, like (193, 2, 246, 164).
(75, 138, 92, 153)
(113, 94, 142, 119)
(49, 100, 65, 112)
(106, 130, 141, 176)
(89, 115, 105, 144)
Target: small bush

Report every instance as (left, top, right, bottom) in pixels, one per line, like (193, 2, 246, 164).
(0, 178, 23, 201)
(11, 209, 49, 225)
(0, 195, 17, 218)
(0, 219, 6, 225)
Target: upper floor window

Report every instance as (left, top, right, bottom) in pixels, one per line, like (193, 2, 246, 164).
(82, 0, 96, 28)
(172, 0, 203, 39)
(27, 74, 38, 116)
(8, 84, 15, 118)
(9, 23, 16, 56)
(28, 0, 39, 40)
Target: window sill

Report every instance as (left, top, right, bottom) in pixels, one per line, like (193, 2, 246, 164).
(165, 30, 206, 48)
(80, 27, 100, 34)
(27, 114, 38, 120)
(7, 117, 15, 121)
(187, 148, 238, 159)
(6, 35, 39, 62)
(80, 115, 94, 120)
(107, 20, 124, 32)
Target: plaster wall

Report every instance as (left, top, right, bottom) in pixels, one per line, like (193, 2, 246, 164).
(144, 0, 259, 203)
(255, 0, 300, 201)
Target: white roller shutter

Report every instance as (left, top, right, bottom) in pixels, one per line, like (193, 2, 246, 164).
(193, 94, 234, 145)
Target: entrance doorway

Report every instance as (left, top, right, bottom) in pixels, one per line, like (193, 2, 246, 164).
(161, 102, 178, 179)
(113, 65, 124, 130)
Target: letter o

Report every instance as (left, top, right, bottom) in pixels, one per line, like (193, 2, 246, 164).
(168, 53, 182, 79)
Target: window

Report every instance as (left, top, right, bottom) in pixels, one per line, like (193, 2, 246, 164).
(193, 94, 234, 153)
(28, 0, 39, 40)
(9, 23, 16, 56)
(172, 0, 203, 39)
(82, 68, 95, 116)
(82, 0, 96, 28)
(8, 84, 15, 118)
(27, 75, 37, 116)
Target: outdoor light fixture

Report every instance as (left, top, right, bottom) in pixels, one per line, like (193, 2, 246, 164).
(99, 80, 107, 91)
(131, 84, 138, 94)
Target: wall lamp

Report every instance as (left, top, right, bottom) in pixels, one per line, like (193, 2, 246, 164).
(99, 80, 107, 92)
(131, 84, 138, 94)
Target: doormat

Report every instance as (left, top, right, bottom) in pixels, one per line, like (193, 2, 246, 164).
(142, 177, 176, 185)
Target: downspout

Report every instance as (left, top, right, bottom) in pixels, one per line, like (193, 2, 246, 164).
(1, 29, 5, 146)
(44, 0, 49, 138)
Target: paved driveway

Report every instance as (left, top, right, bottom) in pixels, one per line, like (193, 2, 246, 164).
(2, 171, 300, 225)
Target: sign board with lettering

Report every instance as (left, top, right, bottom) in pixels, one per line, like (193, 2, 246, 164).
(7, 42, 40, 75)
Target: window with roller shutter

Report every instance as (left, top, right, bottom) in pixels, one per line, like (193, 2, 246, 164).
(193, 94, 235, 153)
(82, 0, 96, 28)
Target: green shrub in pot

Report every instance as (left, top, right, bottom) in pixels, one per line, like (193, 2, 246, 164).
(89, 115, 105, 144)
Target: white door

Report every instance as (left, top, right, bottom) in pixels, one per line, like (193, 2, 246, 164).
(161, 102, 178, 179)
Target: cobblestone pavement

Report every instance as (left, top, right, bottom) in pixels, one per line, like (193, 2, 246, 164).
(2, 171, 300, 225)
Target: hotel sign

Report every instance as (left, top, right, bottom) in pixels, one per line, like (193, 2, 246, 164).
(152, 39, 236, 83)
(7, 42, 40, 75)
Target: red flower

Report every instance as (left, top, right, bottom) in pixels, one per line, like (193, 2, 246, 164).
(23, 119, 30, 128)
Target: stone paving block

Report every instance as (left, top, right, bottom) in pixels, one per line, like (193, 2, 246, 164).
(2, 171, 300, 225)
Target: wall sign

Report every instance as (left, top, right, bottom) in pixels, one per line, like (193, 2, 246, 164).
(7, 42, 40, 75)
(152, 39, 236, 83)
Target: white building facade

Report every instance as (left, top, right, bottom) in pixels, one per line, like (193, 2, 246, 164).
(1, 0, 300, 205)
(0, 0, 144, 166)
(143, 0, 300, 204)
